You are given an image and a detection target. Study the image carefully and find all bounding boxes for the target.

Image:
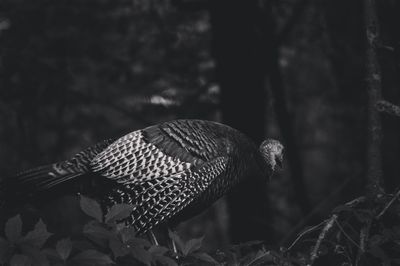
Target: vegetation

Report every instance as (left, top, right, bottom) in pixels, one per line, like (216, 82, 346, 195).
(0, 197, 215, 266)
(2, 193, 400, 265)
(1, 0, 400, 265)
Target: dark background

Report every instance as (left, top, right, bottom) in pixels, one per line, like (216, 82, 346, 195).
(1, 0, 400, 251)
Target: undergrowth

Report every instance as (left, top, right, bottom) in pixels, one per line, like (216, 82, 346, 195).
(1, 193, 400, 266)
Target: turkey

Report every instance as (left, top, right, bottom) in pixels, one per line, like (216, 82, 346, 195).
(1, 119, 283, 235)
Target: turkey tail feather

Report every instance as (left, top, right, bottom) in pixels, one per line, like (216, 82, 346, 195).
(0, 139, 114, 209)
(15, 163, 83, 193)
(0, 163, 83, 209)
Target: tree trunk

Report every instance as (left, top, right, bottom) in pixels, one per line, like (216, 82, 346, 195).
(209, 0, 272, 243)
(364, 0, 385, 198)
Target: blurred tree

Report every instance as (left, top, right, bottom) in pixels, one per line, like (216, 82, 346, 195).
(0, 0, 217, 241)
(263, 0, 311, 217)
(321, 0, 367, 198)
(210, 0, 273, 243)
(379, 0, 400, 192)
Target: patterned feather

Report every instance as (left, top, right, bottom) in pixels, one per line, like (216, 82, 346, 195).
(3, 119, 283, 234)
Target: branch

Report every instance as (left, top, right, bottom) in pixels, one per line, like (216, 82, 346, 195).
(344, 196, 367, 208)
(376, 189, 400, 219)
(376, 100, 400, 117)
(378, 44, 395, 52)
(281, 174, 357, 247)
(355, 220, 371, 266)
(308, 214, 338, 265)
(334, 219, 361, 249)
(287, 220, 325, 251)
(364, 0, 385, 198)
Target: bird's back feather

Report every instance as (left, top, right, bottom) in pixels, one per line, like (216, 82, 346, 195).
(90, 120, 236, 233)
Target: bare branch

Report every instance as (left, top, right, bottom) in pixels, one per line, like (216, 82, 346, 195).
(355, 220, 371, 266)
(281, 175, 357, 247)
(376, 100, 400, 117)
(376, 189, 400, 219)
(334, 220, 361, 249)
(287, 220, 325, 251)
(308, 214, 338, 265)
(378, 44, 395, 52)
(364, 0, 385, 198)
(344, 196, 367, 208)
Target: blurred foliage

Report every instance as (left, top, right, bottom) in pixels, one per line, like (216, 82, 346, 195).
(0, 0, 215, 172)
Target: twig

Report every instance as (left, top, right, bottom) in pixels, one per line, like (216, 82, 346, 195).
(355, 220, 372, 266)
(378, 44, 395, 52)
(245, 250, 274, 266)
(364, 0, 385, 198)
(376, 100, 400, 118)
(281, 174, 356, 246)
(308, 214, 338, 266)
(344, 196, 367, 208)
(334, 220, 361, 249)
(376, 189, 400, 219)
(287, 220, 325, 250)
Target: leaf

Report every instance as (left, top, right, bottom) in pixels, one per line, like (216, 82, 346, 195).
(114, 222, 126, 232)
(149, 246, 177, 266)
(56, 238, 72, 261)
(71, 240, 95, 251)
(168, 230, 185, 255)
(369, 245, 390, 264)
(71, 250, 113, 265)
(149, 245, 169, 256)
(19, 245, 49, 266)
(230, 240, 264, 253)
(85, 236, 108, 249)
(192, 253, 219, 265)
(5, 215, 22, 243)
(130, 247, 152, 266)
(41, 248, 60, 261)
(83, 221, 113, 240)
(22, 219, 52, 249)
(241, 250, 273, 266)
(182, 236, 203, 256)
(80, 196, 103, 222)
(235, 240, 263, 248)
(109, 238, 129, 258)
(9, 254, 31, 266)
(105, 204, 134, 224)
(119, 226, 137, 243)
(126, 237, 152, 248)
(154, 256, 178, 266)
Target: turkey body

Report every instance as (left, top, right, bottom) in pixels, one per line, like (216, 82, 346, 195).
(3, 120, 275, 234)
